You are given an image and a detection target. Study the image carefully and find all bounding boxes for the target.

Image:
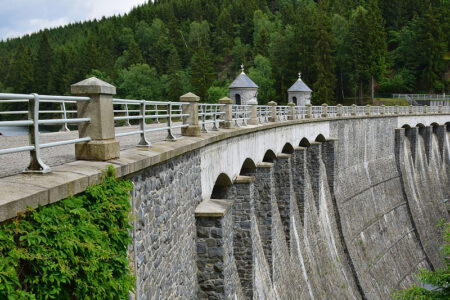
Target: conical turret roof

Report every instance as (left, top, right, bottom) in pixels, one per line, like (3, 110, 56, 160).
(229, 65, 258, 89)
(288, 73, 312, 92)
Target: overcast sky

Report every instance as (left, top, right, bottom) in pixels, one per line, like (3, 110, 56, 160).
(0, 0, 148, 40)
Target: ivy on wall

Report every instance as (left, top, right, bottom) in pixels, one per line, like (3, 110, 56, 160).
(0, 166, 135, 299)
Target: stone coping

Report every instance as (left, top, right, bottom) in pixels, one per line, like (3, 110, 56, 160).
(234, 175, 255, 184)
(0, 113, 447, 222)
(195, 199, 233, 217)
(277, 153, 292, 159)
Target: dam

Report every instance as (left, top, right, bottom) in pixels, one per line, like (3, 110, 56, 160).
(0, 78, 449, 299)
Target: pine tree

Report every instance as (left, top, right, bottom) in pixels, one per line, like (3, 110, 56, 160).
(5, 42, 34, 93)
(312, 0, 336, 105)
(34, 32, 55, 94)
(190, 47, 215, 101)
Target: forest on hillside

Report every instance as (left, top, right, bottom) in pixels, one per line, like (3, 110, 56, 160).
(0, 0, 448, 105)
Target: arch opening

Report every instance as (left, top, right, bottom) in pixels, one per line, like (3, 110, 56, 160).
(416, 123, 425, 128)
(235, 94, 241, 105)
(315, 134, 326, 143)
(282, 143, 294, 154)
(299, 138, 310, 147)
(292, 96, 298, 105)
(263, 149, 277, 163)
(211, 173, 232, 199)
(240, 158, 257, 175)
(401, 124, 411, 129)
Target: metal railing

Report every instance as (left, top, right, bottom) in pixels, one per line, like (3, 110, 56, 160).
(112, 99, 188, 145)
(276, 106, 290, 121)
(232, 105, 250, 127)
(0, 93, 91, 173)
(327, 106, 338, 117)
(257, 106, 271, 123)
(393, 94, 450, 100)
(311, 106, 322, 118)
(198, 103, 224, 132)
(295, 106, 307, 119)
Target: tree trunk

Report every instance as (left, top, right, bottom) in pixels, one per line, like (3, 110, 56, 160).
(371, 76, 374, 105)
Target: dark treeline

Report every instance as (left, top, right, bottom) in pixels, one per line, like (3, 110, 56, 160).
(0, 0, 448, 105)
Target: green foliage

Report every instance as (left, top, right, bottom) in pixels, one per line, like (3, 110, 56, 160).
(248, 55, 276, 104)
(0, 166, 135, 299)
(118, 63, 162, 100)
(207, 85, 228, 103)
(393, 222, 450, 300)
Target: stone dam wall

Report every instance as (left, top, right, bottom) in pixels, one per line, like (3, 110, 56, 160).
(119, 116, 449, 299)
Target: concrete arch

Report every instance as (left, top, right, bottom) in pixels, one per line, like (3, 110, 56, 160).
(315, 134, 326, 142)
(211, 173, 233, 199)
(416, 123, 425, 128)
(401, 124, 411, 129)
(396, 115, 449, 128)
(281, 143, 294, 154)
(240, 158, 257, 175)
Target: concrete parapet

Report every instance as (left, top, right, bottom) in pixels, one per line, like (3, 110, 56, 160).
(181, 92, 201, 136)
(71, 77, 119, 160)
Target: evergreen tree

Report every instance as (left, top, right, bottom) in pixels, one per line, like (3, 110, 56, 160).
(312, 0, 336, 105)
(34, 32, 54, 94)
(190, 47, 215, 101)
(248, 55, 276, 104)
(5, 42, 34, 93)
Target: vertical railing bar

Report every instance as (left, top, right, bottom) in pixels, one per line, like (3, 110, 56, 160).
(137, 100, 151, 147)
(166, 102, 176, 141)
(125, 103, 131, 126)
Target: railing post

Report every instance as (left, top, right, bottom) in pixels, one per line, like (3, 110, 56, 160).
(337, 104, 343, 117)
(125, 103, 131, 126)
(268, 101, 277, 122)
(409, 105, 413, 114)
(381, 105, 386, 115)
(306, 103, 312, 119)
(137, 100, 151, 146)
(166, 103, 177, 140)
(438, 105, 443, 114)
(219, 97, 233, 129)
(288, 102, 296, 120)
(321, 103, 328, 118)
(25, 94, 51, 173)
(351, 104, 357, 116)
(395, 105, 400, 115)
(248, 99, 259, 125)
(180, 92, 201, 136)
(366, 104, 371, 116)
(71, 77, 119, 160)
(424, 105, 428, 114)
(211, 105, 219, 131)
(60, 102, 70, 132)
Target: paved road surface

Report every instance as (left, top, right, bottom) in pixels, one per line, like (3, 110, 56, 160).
(0, 123, 191, 178)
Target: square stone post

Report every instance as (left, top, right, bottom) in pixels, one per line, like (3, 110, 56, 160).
(181, 92, 201, 136)
(306, 103, 312, 119)
(395, 105, 400, 115)
(381, 105, 386, 115)
(292, 147, 307, 225)
(219, 97, 233, 129)
(351, 104, 357, 116)
(71, 77, 120, 160)
(337, 104, 343, 117)
(247, 99, 259, 125)
(438, 105, 443, 113)
(424, 105, 428, 114)
(321, 104, 328, 118)
(366, 104, 371, 116)
(288, 102, 296, 120)
(274, 153, 293, 251)
(409, 105, 413, 114)
(307, 142, 322, 211)
(268, 101, 277, 122)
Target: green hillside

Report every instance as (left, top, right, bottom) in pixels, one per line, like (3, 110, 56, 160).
(0, 0, 448, 104)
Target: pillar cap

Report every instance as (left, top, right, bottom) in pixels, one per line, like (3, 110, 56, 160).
(268, 101, 277, 106)
(71, 77, 116, 95)
(195, 199, 233, 217)
(234, 175, 255, 183)
(287, 102, 295, 107)
(219, 97, 232, 104)
(322, 103, 328, 106)
(180, 92, 200, 102)
(337, 104, 342, 107)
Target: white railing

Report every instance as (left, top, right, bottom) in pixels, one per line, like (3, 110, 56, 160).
(112, 99, 188, 145)
(295, 106, 307, 119)
(0, 93, 91, 172)
(342, 106, 353, 116)
(311, 106, 322, 118)
(257, 106, 271, 123)
(393, 94, 450, 100)
(198, 103, 225, 132)
(276, 106, 290, 121)
(327, 106, 338, 117)
(232, 105, 250, 127)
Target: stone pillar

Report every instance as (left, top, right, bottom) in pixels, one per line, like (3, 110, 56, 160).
(321, 104, 328, 118)
(268, 101, 277, 122)
(307, 142, 322, 211)
(219, 97, 233, 129)
(288, 102, 296, 120)
(419, 126, 432, 164)
(292, 147, 307, 225)
(395, 105, 400, 115)
(424, 105, 428, 114)
(405, 127, 419, 165)
(181, 92, 201, 136)
(195, 199, 237, 299)
(231, 176, 255, 299)
(438, 105, 443, 114)
(252, 162, 275, 278)
(247, 99, 259, 125)
(394, 128, 406, 170)
(409, 105, 413, 114)
(337, 104, 343, 117)
(351, 104, 357, 116)
(274, 153, 293, 251)
(381, 105, 386, 115)
(306, 103, 312, 119)
(366, 104, 371, 116)
(71, 77, 120, 160)
(321, 138, 338, 195)
(434, 125, 447, 161)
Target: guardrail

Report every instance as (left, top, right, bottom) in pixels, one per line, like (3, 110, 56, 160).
(1, 87, 449, 175)
(0, 93, 91, 173)
(393, 94, 450, 100)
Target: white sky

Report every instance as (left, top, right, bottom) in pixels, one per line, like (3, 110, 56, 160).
(0, 0, 148, 40)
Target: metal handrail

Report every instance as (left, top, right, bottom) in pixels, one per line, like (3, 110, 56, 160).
(276, 106, 290, 121)
(0, 93, 91, 173)
(198, 103, 225, 132)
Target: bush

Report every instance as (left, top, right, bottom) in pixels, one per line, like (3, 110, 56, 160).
(0, 166, 135, 299)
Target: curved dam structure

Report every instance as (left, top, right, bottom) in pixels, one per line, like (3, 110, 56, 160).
(1, 113, 449, 299)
